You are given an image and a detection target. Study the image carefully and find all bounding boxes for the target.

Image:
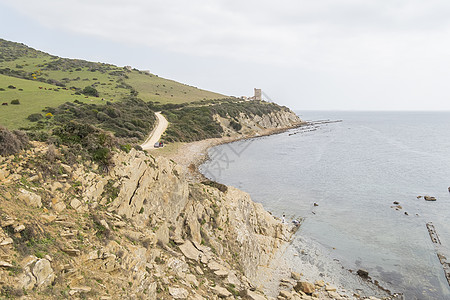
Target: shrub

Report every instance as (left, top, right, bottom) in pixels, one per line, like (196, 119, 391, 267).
(229, 120, 242, 131)
(52, 121, 117, 171)
(82, 86, 99, 97)
(27, 113, 43, 122)
(10, 99, 20, 105)
(7, 85, 16, 89)
(0, 126, 29, 156)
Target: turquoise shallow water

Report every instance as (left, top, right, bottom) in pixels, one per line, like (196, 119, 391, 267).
(200, 111, 450, 299)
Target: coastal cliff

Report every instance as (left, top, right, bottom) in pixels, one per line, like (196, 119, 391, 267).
(0, 143, 291, 299)
(0, 107, 304, 299)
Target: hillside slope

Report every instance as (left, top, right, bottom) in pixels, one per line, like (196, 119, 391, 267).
(0, 39, 225, 129)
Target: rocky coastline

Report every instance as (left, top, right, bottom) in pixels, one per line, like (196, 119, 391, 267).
(0, 108, 392, 299)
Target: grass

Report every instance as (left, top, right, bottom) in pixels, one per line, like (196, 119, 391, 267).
(0, 74, 105, 129)
(124, 71, 225, 104)
(0, 38, 226, 130)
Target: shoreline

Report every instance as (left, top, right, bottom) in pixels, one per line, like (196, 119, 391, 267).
(166, 122, 307, 180)
(163, 120, 395, 300)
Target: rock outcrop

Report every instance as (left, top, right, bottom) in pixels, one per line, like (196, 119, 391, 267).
(0, 142, 293, 299)
(216, 108, 302, 137)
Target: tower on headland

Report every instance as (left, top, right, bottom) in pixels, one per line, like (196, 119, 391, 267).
(253, 88, 262, 101)
(243, 88, 267, 101)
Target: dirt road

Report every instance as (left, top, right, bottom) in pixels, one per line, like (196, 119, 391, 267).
(141, 112, 168, 150)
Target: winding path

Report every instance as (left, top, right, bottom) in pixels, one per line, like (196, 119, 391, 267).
(141, 112, 168, 150)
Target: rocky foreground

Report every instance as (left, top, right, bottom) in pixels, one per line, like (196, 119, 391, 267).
(0, 108, 389, 299)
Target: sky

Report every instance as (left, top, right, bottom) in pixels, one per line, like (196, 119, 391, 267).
(1, 0, 450, 110)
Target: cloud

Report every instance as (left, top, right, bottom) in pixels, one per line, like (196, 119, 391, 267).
(4, 0, 450, 73)
(3, 0, 450, 110)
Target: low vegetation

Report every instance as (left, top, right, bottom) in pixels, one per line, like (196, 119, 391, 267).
(0, 38, 225, 130)
(0, 126, 29, 156)
(0, 38, 290, 176)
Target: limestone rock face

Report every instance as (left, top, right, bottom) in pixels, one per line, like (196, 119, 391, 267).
(18, 189, 42, 208)
(109, 150, 189, 224)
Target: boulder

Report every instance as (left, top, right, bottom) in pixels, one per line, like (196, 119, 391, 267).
(179, 241, 201, 261)
(62, 248, 81, 256)
(19, 270, 37, 290)
(357, 269, 369, 279)
(225, 271, 241, 286)
(50, 182, 63, 192)
(0, 237, 13, 246)
(32, 259, 55, 287)
(207, 261, 225, 271)
(41, 214, 57, 223)
(186, 274, 199, 287)
(69, 286, 92, 295)
(279, 290, 293, 299)
(52, 199, 66, 213)
(195, 266, 204, 275)
(70, 198, 83, 211)
(14, 224, 26, 233)
(212, 286, 232, 298)
(169, 287, 189, 299)
(291, 271, 301, 281)
(18, 189, 42, 208)
(325, 285, 337, 292)
(294, 281, 315, 295)
(215, 269, 229, 277)
(0, 168, 10, 181)
(246, 289, 267, 300)
(314, 280, 325, 287)
(328, 291, 343, 299)
(424, 196, 436, 201)
(0, 261, 13, 268)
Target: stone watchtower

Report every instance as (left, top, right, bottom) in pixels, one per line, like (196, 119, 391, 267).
(254, 88, 262, 101)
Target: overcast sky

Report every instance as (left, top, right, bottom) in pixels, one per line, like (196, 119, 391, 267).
(1, 0, 450, 110)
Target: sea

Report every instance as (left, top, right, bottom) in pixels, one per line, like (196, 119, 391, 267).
(200, 111, 450, 299)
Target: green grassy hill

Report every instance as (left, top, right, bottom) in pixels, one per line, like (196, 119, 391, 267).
(0, 39, 226, 129)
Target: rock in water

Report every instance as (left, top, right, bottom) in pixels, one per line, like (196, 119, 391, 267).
(357, 269, 369, 279)
(424, 195, 436, 201)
